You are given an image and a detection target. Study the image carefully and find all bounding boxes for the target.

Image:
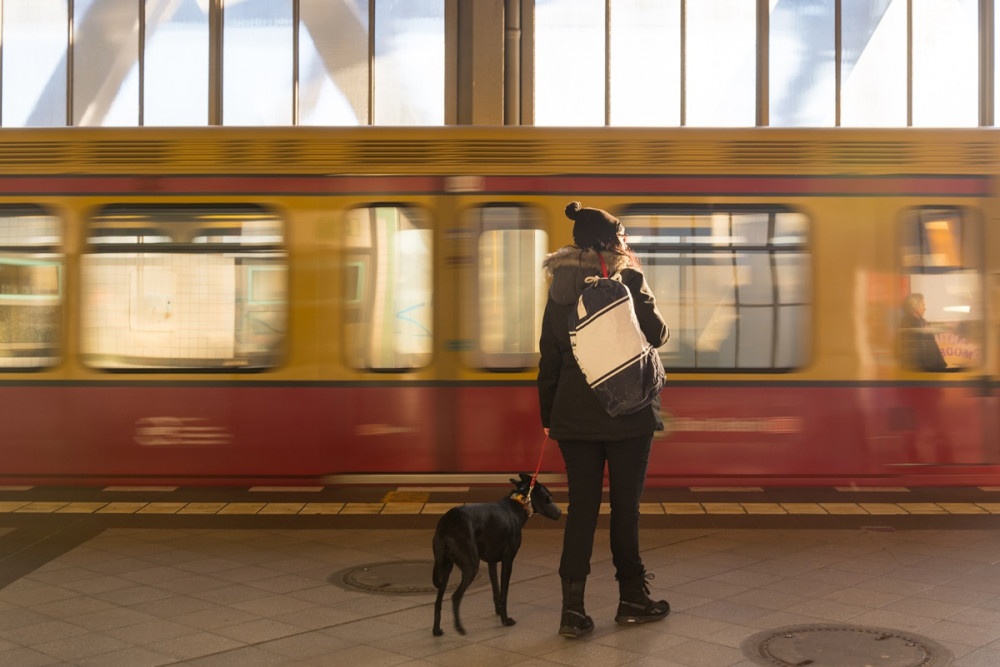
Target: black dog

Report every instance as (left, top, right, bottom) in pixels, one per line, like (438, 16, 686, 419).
(432, 473, 562, 636)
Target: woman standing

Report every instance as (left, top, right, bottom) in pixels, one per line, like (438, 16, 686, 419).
(538, 202, 671, 638)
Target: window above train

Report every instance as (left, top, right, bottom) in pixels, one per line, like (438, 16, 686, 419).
(897, 207, 982, 372)
(619, 206, 811, 372)
(0, 206, 62, 371)
(343, 205, 433, 371)
(80, 205, 287, 372)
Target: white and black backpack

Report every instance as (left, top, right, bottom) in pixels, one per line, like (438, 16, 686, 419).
(568, 255, 666, 417)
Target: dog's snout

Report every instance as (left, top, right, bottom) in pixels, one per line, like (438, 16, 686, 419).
(539, 502, 562, 520)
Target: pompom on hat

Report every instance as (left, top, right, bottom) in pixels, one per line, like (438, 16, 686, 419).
(565, 201, 624, 250)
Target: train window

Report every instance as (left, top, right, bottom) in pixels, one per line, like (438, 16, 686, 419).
(344, 205, 432, 370)
(469, 205, 547, 369)
(619, 207, 811, 371)
(898, 208, 982, 371)
(0, 207, 62, 369)
(80, 206, 287, 371)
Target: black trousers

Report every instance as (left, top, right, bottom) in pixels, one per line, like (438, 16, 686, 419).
(557, 433, 653, 583)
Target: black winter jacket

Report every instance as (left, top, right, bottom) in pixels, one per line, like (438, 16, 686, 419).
(537, 246, 669, 441)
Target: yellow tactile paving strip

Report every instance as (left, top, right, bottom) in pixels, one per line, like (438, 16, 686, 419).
(0, 499, 998, 515)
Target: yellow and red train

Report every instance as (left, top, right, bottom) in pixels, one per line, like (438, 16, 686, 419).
(1, 126, 998, 486)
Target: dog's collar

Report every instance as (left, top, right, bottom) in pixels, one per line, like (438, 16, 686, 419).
(509, 491, 533, 517)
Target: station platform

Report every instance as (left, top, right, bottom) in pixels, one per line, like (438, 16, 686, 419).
(0, 483, 999, 666)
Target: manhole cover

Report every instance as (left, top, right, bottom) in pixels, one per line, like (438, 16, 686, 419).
(742, 624, 953, 666)
(330, 560, 481, 595)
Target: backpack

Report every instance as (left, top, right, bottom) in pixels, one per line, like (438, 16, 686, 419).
(568, 255, 666, 417)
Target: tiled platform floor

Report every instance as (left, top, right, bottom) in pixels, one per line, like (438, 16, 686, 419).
(0, 486, 999, 665)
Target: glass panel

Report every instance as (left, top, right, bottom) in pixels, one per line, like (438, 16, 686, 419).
(736, 252, 773, 304)
(773, 211, 809, 245)
(223, 0, 293, 126)
(898, 209, 982, 371)
(769, 0, 835, 127)
(144, 0, 209, 126)
(300, 0, 369, 125)
(912, 0, 978, 127)
(610, 0, 680, 126)
(775, 253, 810, 303)
(643, 259, 692, 366)
(344, 206, 433, 369)
(841, 0, 906, 127)
(693, 258, 737, 368)
(73, 0, 139, 126)
(776, 305, 810, 367)
(473, 206, 547, 368)
(622, 207, 811, 370)
(686, 0, 756, 126)
(738, 306, 774, 367)
(373, 0, 444, 125)
(1, 0, 68, 127)
(732, 213, 770, 245)
(0, 210, 62, 369)
(80, 206, 287, 370)
(534, 0, 605, 126)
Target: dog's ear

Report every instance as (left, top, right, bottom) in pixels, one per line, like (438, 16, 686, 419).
(519, 472, 532, 483)
(509, 477, 519, 486)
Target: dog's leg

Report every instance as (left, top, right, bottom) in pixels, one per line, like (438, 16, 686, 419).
(496, 558, 516, 626)
(432, 556, 452, 636)
(487, 562, 503, 617)
(451, 561, 478, 635)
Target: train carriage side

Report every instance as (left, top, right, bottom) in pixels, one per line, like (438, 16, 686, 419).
(0, 126, 999, 486)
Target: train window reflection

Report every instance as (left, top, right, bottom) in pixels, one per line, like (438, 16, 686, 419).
(898, 208, 982, 371)
(0, 208, 62, 369)
(621, 206, 811, 371)
(344, 206, 433, 371)
(80, 206, 287, 371)
(470, 206, 547, 369)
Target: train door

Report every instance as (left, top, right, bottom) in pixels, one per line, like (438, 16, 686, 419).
(451, 200, 553, 472)
(895, 207, 988, 468)
(339, 203, 442, 471)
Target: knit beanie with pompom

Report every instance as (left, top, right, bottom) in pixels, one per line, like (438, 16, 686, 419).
(565, 201, 623, 250)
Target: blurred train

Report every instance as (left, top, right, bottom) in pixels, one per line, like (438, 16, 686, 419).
(1, 126, 998, 487)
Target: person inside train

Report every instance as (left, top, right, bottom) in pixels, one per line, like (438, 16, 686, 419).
(898, 292, 948, 371)
(537, 202, 670, 639)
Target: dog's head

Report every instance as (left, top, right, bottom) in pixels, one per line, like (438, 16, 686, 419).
(511, 473, 562, 520)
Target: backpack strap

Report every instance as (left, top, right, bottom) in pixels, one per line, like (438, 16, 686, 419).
(598, 253, 609, 278)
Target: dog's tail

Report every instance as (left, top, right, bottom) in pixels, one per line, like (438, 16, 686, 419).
(432, 557, 451, 590)
(431, 532, 454, 589)
(432, 511, 475, 589)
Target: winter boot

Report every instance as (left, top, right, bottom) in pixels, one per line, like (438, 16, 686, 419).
(559, 578, 594, 638)
(615, 570, 670, 625)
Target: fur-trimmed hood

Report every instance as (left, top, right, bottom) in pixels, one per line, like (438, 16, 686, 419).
(542, 246, 639, 306)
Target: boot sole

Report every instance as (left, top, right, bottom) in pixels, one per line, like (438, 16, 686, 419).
(615, 611, 670, 625)
(559, 624, 594, 638)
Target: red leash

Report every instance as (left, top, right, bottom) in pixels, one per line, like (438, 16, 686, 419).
(529, 434, 549, 493)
